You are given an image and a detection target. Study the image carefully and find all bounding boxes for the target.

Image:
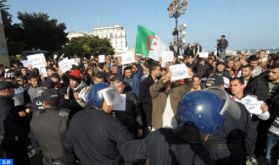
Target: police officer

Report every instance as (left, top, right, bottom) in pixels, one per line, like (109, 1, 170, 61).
(205, 87, 255, 165)
(119, 91, 223, 165)
(64, 83, 134, 165)
(0, 81, 30, 165)
(30, 89, 75, 165)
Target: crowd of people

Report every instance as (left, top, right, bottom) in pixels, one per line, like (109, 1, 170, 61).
(0, 47, 279, 165)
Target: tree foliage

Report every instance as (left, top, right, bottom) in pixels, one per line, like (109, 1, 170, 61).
(1, 4, 68, 56)
(15, 12, 68, 53)
(64, 36, 114, 58)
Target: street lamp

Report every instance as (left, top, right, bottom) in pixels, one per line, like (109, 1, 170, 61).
(167, 0, 188, 55)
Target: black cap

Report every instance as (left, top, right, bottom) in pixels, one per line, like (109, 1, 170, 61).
(206, 74, 224, 87)
(41, 89, 60, 106)
(0, 81, 18, 90)
(42, 79, 54, 89)
(51, 72, 60, 79)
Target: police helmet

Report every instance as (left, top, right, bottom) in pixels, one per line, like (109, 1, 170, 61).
(176, 90, 224, 133)
(87, 83, 110, 108)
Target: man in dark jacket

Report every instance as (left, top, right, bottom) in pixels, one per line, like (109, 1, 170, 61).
(112, 78, 143, 137)
(30, 89, 75, 165)
(138, 64, 161, 129)
(217, 35, 228, 60)
(0, 81, 30, 165)
(64, 83, 134, 165)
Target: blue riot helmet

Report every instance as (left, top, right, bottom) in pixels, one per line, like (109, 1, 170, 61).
(87, 83, 110, 108)
(176, 91, 224, 134)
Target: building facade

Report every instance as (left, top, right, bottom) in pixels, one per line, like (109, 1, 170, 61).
(91, 25, 128, 54)
(67, 32, 89, 41)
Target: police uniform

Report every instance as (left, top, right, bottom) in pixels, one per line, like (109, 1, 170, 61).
(30, 89, 75, 165)
(205, 92, 255, 165)
(120, 127, 215, 165)
(0, 81, 30, 165)
(64, 107, 134, 165)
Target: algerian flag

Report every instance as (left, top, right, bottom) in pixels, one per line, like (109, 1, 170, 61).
(135, 25, 169, 61)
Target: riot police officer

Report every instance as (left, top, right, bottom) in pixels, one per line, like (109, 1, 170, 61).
(64, 83, 134, 165)
(119, 90, 224, 165)
(30, 89, 75, 165)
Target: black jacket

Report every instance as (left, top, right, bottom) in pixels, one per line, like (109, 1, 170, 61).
(120, 128, 215, 165)
(0, 96, 27, 143)
(245, 71, 270, 101)
(138, 75, 155, 127)
(138, 75, 155, 105)
(64, 107, 134, 165)
(0, 96, 30, 165)
(113, 91, 142, 136)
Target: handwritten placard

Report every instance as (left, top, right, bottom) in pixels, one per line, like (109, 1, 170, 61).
(240, 95, 263, 115)
(169, 64, 191, 81)
(26, 53, 46, 73)
(198, 52, 209, 58)
(21, 60, 31, 67)
(161, 51, 174, 63)
(58, 58, 72, 73)
(121, 52, 135, 65)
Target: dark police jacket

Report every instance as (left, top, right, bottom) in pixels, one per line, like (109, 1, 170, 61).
(0, 96, 27, 151)
(30, 107, 75, 164)
(64, 107, 134, 165)
(120, 128, 215, 165)
(205, 103, 254, 165)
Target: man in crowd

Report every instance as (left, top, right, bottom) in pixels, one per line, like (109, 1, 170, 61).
(217, 35, 228, 60)
(28, 72, 43, 102)
(123, 63, 143, 97)
(191, 74, 202, 91)
(150, 69, 191, 129)
(138, 64, 161, 130)
(241, 64, 253, 86)
(112, 78, 143, 137)
(63, 69, 87, 112)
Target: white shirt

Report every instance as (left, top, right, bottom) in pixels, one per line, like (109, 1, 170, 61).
(162, 95, 177, 128)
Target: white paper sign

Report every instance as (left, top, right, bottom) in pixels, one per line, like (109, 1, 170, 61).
(169, 64, 191, 81)
(79, 86, 90, 103)
(74, 58, 81, 64)
(121, 52, 135, 65)
(98, 55, 105, 63)
(59, 58, 72, 73)
(112, 94, 126, 111)
(21, 60, 31, 67)
(240, 95, 263, 115)
(27, 53, 47, 73)
(161, 51, 174, 63)
(198, 52, 209, 58)
(68, 58, 78, 66)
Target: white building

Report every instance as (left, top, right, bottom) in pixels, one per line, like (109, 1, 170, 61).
(67, 32, 89, 41)
(90, 25, 128, 54)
